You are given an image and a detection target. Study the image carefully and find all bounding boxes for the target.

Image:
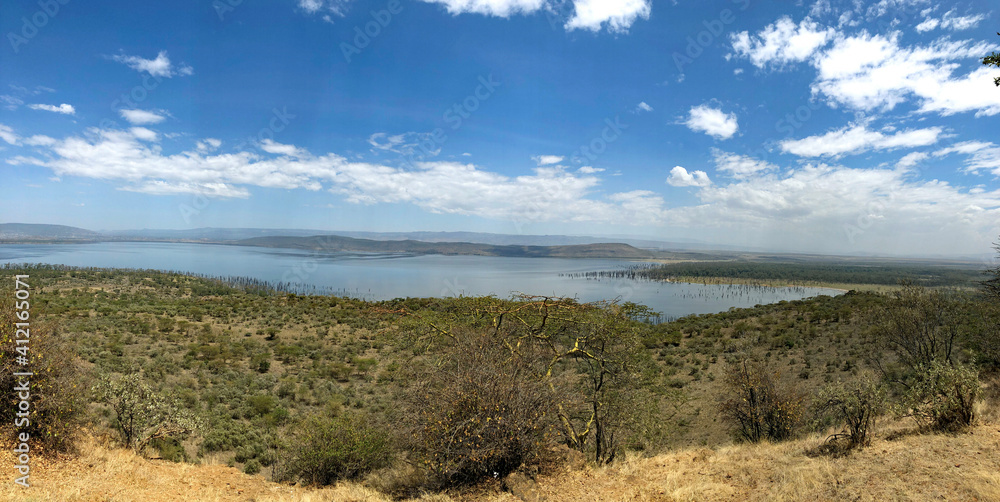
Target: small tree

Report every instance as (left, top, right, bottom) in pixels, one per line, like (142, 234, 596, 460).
(0, 293, 83, 452)
(92, 373, 199, 452)
(898, 361, 980, 431)
(389, 296, 671, 466)
(867, 285, 960, 379)
(984, 33, 1000, 87)
(816, 374, 886, 448)
(720, 359, 803, 443)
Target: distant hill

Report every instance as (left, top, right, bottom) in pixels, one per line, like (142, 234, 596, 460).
(233, 234, 657, 259)
(105, 227, 347, 241)
(107, 227, 718, 250)
(0, 223, 102, 240)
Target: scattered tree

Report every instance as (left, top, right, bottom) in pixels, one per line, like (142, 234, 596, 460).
(0, 293, 83, 452)
(92, 373, 199, 453)
(719, 359, 803, 443)
(984, 33, 1000, 86)
(867, 285, 961, 379)
(898, 361, 980, 431)
(816, 374, 886, 448)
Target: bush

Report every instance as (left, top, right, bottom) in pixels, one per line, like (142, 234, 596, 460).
(243, 458, 262, 475)
(409, 331, 554, 486)
(719, 359, 803, 443)
(899, 361, 980, 431)
(816, 374, 886, 448)
(279, 414, 391, 485)
(0, 291, 84, 452)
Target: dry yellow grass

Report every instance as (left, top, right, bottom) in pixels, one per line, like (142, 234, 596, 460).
(2, 420, 998, 501)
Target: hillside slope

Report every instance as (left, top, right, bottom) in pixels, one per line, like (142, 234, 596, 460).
(3, 423, 998, 501)
(0, 223, 101, 240)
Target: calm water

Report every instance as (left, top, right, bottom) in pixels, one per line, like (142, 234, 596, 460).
(1, 242, 841, 319)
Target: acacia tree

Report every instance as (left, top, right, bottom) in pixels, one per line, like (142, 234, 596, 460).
(93, 373, 200, 452)
(867, 285, 961, 380)
(389, 295, 667, 468)
(984, 33, 1000, 86)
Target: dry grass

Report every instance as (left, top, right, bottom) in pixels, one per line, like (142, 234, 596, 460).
(3, 416, 999, 502)
(0, 431, 393, 502)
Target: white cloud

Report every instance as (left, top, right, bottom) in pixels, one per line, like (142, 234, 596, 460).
(119, 109, 167, 125)
(532, 155, 564, 165)
(299, 0, 324, 12)
(730, 16, 835, 68)
(664, 161, 1000, 256)
(418, 0, 650, 32)
(23, 135, 56, 147)
(811, 32, 1000, 116)
(419, 0, 546, 18)
(914, 18, 939, 32)
(862, 0, 932, 20)
(4, 125, 670, 226)
(934, 141, 1000, 176)
(685, 105, 738, 140)
(129, 127, 159, 142)
(635, 101, 653, 113)
(711, 149, 778, 178)
(577, 166, 604, 174)
(196, 138, 222, 153)
(1, 95, 24, 110)
(298, 0, 352, 16)
(895, 151, 928, 171)
(565, 0, 651, 33)
(916, 9, 986, 32)
(111, 51, 193, 78)
(780, 124, 942, 157)
(0, 124, 20, 145)
(121, 181, 250, 198)
(28, 103, 75, 115)
(667, 166, 711, 187)
(368, 132, 441, 157)
(260, 139, 308, 158)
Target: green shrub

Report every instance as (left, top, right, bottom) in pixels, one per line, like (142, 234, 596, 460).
(816, 374, 886, 448)
(150, 437, 189, 462)
(279, 414, 391, 486)
(243, 458, 262, 475)
(899, 361, 980, 431)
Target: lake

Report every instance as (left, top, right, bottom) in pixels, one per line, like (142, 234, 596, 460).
(0, 242, 842, 319)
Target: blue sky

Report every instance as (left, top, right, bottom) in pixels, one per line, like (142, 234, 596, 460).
(1, 0, 999, 257)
